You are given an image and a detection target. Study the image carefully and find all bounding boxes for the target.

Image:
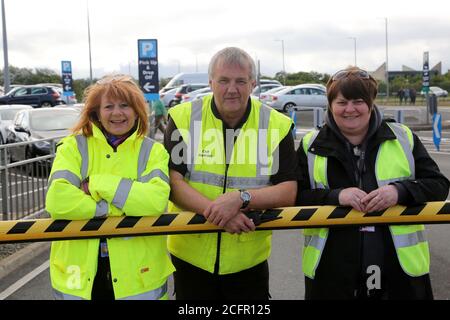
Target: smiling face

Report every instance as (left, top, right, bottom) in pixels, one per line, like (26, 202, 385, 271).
(98, 94, 138, 136)
(331, 92, 371, 139)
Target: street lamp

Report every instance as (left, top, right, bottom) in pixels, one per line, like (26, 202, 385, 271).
(347, 37, 357, 66)
(275, 39, 286, 85)
(384, 17, 389, 100)
(1, 0, 10, 93)
(86, 0, 93, 83)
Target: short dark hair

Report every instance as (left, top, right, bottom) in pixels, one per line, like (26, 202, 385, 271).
(326, 67, 378, 110)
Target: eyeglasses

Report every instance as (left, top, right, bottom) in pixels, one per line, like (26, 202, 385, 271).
(96, 74, 135, 85)
(331, 69, 370, 81)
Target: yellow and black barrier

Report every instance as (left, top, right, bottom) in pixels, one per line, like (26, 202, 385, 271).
(1, 201, 450, 244)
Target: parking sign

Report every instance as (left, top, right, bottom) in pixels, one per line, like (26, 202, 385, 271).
(138, 39, 159, 101)
(61, 61, 74, 97)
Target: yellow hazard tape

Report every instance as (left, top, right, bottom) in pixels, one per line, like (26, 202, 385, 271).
(1, 201, 450, 244)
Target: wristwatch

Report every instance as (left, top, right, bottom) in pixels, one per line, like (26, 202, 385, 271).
(239, 189, 252, 209)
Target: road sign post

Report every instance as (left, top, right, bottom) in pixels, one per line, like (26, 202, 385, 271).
(137, 39, 159, 102)
(61, 61, 74, 101)
(422, 52, 430, 124)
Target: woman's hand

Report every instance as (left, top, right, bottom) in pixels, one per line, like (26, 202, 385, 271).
(338, 187, 368, 212)
(361, 185, 398, 213)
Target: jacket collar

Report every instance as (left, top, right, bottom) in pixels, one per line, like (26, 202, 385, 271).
(91, 123, 139, 143)
(310, 120, 397, 157)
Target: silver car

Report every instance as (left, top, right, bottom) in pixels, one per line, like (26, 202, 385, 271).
(181, 87, 212, 103)
(266, 84, 328, 113)
(0, 104, 33, 144)
(160, 87, 179, 107)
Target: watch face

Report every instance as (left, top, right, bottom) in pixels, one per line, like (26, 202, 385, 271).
(241, 191, 251, 201)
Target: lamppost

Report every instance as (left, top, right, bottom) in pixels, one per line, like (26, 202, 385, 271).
(1, 0, 10, 93)
(86, 0, 93, 83)
(275, 39, 286, 85)
(347, 37, 357, 66)
(384, 17, 389, 100)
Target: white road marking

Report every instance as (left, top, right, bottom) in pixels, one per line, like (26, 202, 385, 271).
(0, 260, 49, 300)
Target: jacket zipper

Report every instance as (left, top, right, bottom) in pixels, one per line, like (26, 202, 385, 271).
(213, 162, 230, 275)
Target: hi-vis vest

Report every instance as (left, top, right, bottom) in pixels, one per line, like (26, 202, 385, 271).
(167, 95, 292, 274)
(46, 125, 174, 300)
(301, 122, 430, 279)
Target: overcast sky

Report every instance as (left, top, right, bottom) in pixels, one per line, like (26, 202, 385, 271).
(2, 0, 449, 80)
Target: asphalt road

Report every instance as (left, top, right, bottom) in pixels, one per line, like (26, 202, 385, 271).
(1, 130, 450, 300)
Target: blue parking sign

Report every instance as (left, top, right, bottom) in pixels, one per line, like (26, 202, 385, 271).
(139, 40, 157, 59)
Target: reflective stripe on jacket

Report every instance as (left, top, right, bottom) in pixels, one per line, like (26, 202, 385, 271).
(167, 95, 292, 274)
(301, 122, 430, 278)
(46, 124, 174, 299)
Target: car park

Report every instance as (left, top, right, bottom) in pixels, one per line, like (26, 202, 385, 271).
(161, 72, 209, 92)
(159, 87, 179, 107)
(181, 87, 212, 103)
(52, 86, 78, 104)
(266, 84, 328, 113)
(258, 86, 290, 104)
(7, 107, 80, 161)
(171, 83, 210, 106)
(251, 84, 282, 98)
(0, 85, 64, 108)
(0, 104, 33, 144)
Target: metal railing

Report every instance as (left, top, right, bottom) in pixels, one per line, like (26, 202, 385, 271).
(0, 136, 64, 221)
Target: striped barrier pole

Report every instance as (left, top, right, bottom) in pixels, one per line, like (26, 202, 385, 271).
(1, 201, 449, 244)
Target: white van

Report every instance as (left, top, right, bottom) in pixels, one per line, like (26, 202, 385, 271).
(161, 73, 209, 93)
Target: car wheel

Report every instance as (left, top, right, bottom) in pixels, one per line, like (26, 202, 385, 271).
(41, 102, 52, 108)
(283, 103, 295, 114)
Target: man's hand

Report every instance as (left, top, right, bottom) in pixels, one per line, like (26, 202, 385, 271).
(361, 185, 398, 213)
(203, 191, 242, 227)
(338, 187, 368, 212)
(223, 212, 256, 234)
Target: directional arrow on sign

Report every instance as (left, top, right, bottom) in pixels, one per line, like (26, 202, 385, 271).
(434, 114, 441, 139)
(143, 82, 153, 92)
(64, 85, 71, 91)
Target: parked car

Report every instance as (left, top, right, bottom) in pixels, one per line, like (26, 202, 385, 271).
(171, 83, 210, 106)
(251, 84, 282, 98)
(266, 84, 328, 113)
(160, 87, 179, 107)
(0, 104, 33, 144)
(0, 85, 64, 108)
(258, 86, 290, 104)
(161, 72, 209, 92)
(259, 79, 282, 86)
(181, 87, 212, 103)
(52, 86, 78, 104)
(7, 107, 80, 162)
(420, 86, 448, 97)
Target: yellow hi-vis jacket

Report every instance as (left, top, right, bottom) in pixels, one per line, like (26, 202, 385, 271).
(45, 124, 174, 300)
(301, 122, 430, 279)
(167, 95, 293, 274)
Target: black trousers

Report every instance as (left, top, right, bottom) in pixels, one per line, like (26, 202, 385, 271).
(91, 242, 115, 300)
(171, 255, 270, 300)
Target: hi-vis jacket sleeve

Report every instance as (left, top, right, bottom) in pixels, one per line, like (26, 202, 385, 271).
(88, 142, 170, 217)
(46, 137, 110, 220)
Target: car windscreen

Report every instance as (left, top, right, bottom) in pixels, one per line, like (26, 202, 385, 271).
(30, 111, 79, 131)
(0, 109, 24, 120)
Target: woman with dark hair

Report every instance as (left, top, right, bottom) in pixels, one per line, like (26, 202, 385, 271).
(296, 67, 449, 299)
(46, 74, 174, 300)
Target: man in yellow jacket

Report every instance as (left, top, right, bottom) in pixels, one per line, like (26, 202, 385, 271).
(164, 47, 297, 299)
(46, 75, 174, 300)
